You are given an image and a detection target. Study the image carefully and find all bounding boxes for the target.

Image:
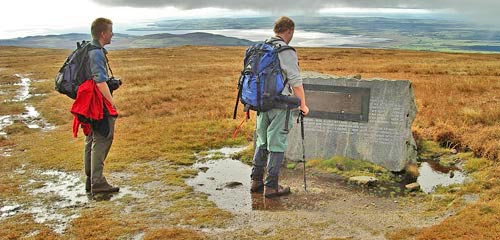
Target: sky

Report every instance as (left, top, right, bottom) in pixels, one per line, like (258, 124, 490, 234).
(0, 0, 497, 39)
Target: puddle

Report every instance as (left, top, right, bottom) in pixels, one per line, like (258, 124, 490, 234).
(339, 158, 468, 196)
(29, 206, 78, 234)
(0, 74, 55, 136)
(31, 170, 89, 208)
(187, 146, 470, 214)
(25, 170, 88, 234)
(14, 164, 27, 174)
(213, 147, 247, 156)
(187, 146, 327, 212)
(1, 204, 22, 218)
(417, 161, 466, 193)
(187, 146, 253, 213)
(0, 115, 14, 136)
(195, 146, 247, 161)
(188, 159, 252, 213)
(91, 187, 147, 202)
(11, 74, 32, 102)
(0, 147, 13, 157)
(132, 232, 146, 240)
(463, 193, 480, 204)
(2, 169, 147, 234)
(21, 105, 54, 130)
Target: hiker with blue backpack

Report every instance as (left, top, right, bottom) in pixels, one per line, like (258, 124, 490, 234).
(234, 16, 309, 198)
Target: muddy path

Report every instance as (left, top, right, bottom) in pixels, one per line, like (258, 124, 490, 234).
(182, 148, 450, 239)
(1, 146, 452, 239)
(212, 173, 447, 240)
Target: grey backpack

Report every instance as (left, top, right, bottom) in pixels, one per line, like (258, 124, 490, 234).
(55, 41, 98, 99)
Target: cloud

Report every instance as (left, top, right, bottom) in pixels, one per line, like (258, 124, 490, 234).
(91, 0, 325, 10)
(91, 0, 498, 11)
(91, 0, 500, 25)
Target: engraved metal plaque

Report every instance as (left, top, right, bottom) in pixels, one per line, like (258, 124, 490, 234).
(304, 84, 370, 122)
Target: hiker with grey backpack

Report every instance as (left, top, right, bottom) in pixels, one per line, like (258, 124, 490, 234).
(234, 16, 309, 198)
(55, 18, 122, 195)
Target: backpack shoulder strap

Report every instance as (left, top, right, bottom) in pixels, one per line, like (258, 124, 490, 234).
(265, 39, 296, 53)
(277, 45, 295, 53)
(268, 42, 296, 91)
(86, 43, 101, 52)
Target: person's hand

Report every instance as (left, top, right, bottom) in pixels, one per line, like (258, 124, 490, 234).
(300, 105, 309, 116)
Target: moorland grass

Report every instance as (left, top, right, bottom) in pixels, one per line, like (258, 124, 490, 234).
(1, 46, 500, 238)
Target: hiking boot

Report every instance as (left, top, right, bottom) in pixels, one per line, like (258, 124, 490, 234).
(264, 185, 291, 198)
(250, 180, 264, 193)
(85, 177, 91, 192)
(250, 147, 268, 194)
(91, 181, 120, 194)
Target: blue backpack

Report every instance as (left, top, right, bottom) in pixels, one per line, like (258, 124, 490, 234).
(232, 39, 300, 137)
(233, 39, 299, 117)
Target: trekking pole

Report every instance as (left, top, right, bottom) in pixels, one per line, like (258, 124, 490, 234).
(299, 111, 307, 192)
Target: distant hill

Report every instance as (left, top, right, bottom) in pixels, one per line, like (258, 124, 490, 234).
(0, 32, 255, 50)
(129, 32, 254, 48)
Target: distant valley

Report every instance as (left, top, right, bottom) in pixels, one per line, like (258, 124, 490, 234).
(129, 16, 500, 53)
(0, 32, 254, 50)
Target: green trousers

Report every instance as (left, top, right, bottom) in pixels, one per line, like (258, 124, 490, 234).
(255, 108, 293, 152)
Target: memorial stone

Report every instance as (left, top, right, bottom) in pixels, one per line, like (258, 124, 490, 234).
(285, 72, 417, 171)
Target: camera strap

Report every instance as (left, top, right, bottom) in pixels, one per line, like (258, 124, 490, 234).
(103, 51, 114, 78)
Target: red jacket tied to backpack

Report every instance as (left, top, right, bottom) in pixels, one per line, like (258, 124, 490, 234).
(70, 79, 118, 137)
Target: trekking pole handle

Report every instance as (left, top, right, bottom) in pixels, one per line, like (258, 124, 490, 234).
(297, 110, 304, 123)
(300, 111, 305, 139)
(299, 110, 307, 192)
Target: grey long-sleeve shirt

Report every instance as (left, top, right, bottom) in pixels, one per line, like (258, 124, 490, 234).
(268, 37, 303, 96)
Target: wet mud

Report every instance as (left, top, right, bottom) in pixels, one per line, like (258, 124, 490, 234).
(0, 74, 54, 137)
(183, 146, 466, 239)
(1, 166, 146, 234)
(188, 147, 469, 213)
(1, 135, 468, 239)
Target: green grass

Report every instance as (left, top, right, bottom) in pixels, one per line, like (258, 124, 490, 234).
(419, 140, 452, 159)
(463, 156, 492, 173)
(230, 143, 254, 165)
(307, 156, 392, 182)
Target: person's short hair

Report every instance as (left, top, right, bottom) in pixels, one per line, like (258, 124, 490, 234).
(273, 16, 295, 34)
(91, 18, 113, 40)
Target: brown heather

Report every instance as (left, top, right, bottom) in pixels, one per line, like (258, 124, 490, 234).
(1, 46, 500, 238)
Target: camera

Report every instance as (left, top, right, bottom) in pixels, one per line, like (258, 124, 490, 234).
(107, 77, 122, 92)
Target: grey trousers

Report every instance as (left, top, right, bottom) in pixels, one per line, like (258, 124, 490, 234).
(251, 147, 284, 189)
(84, 117, 116, 185)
